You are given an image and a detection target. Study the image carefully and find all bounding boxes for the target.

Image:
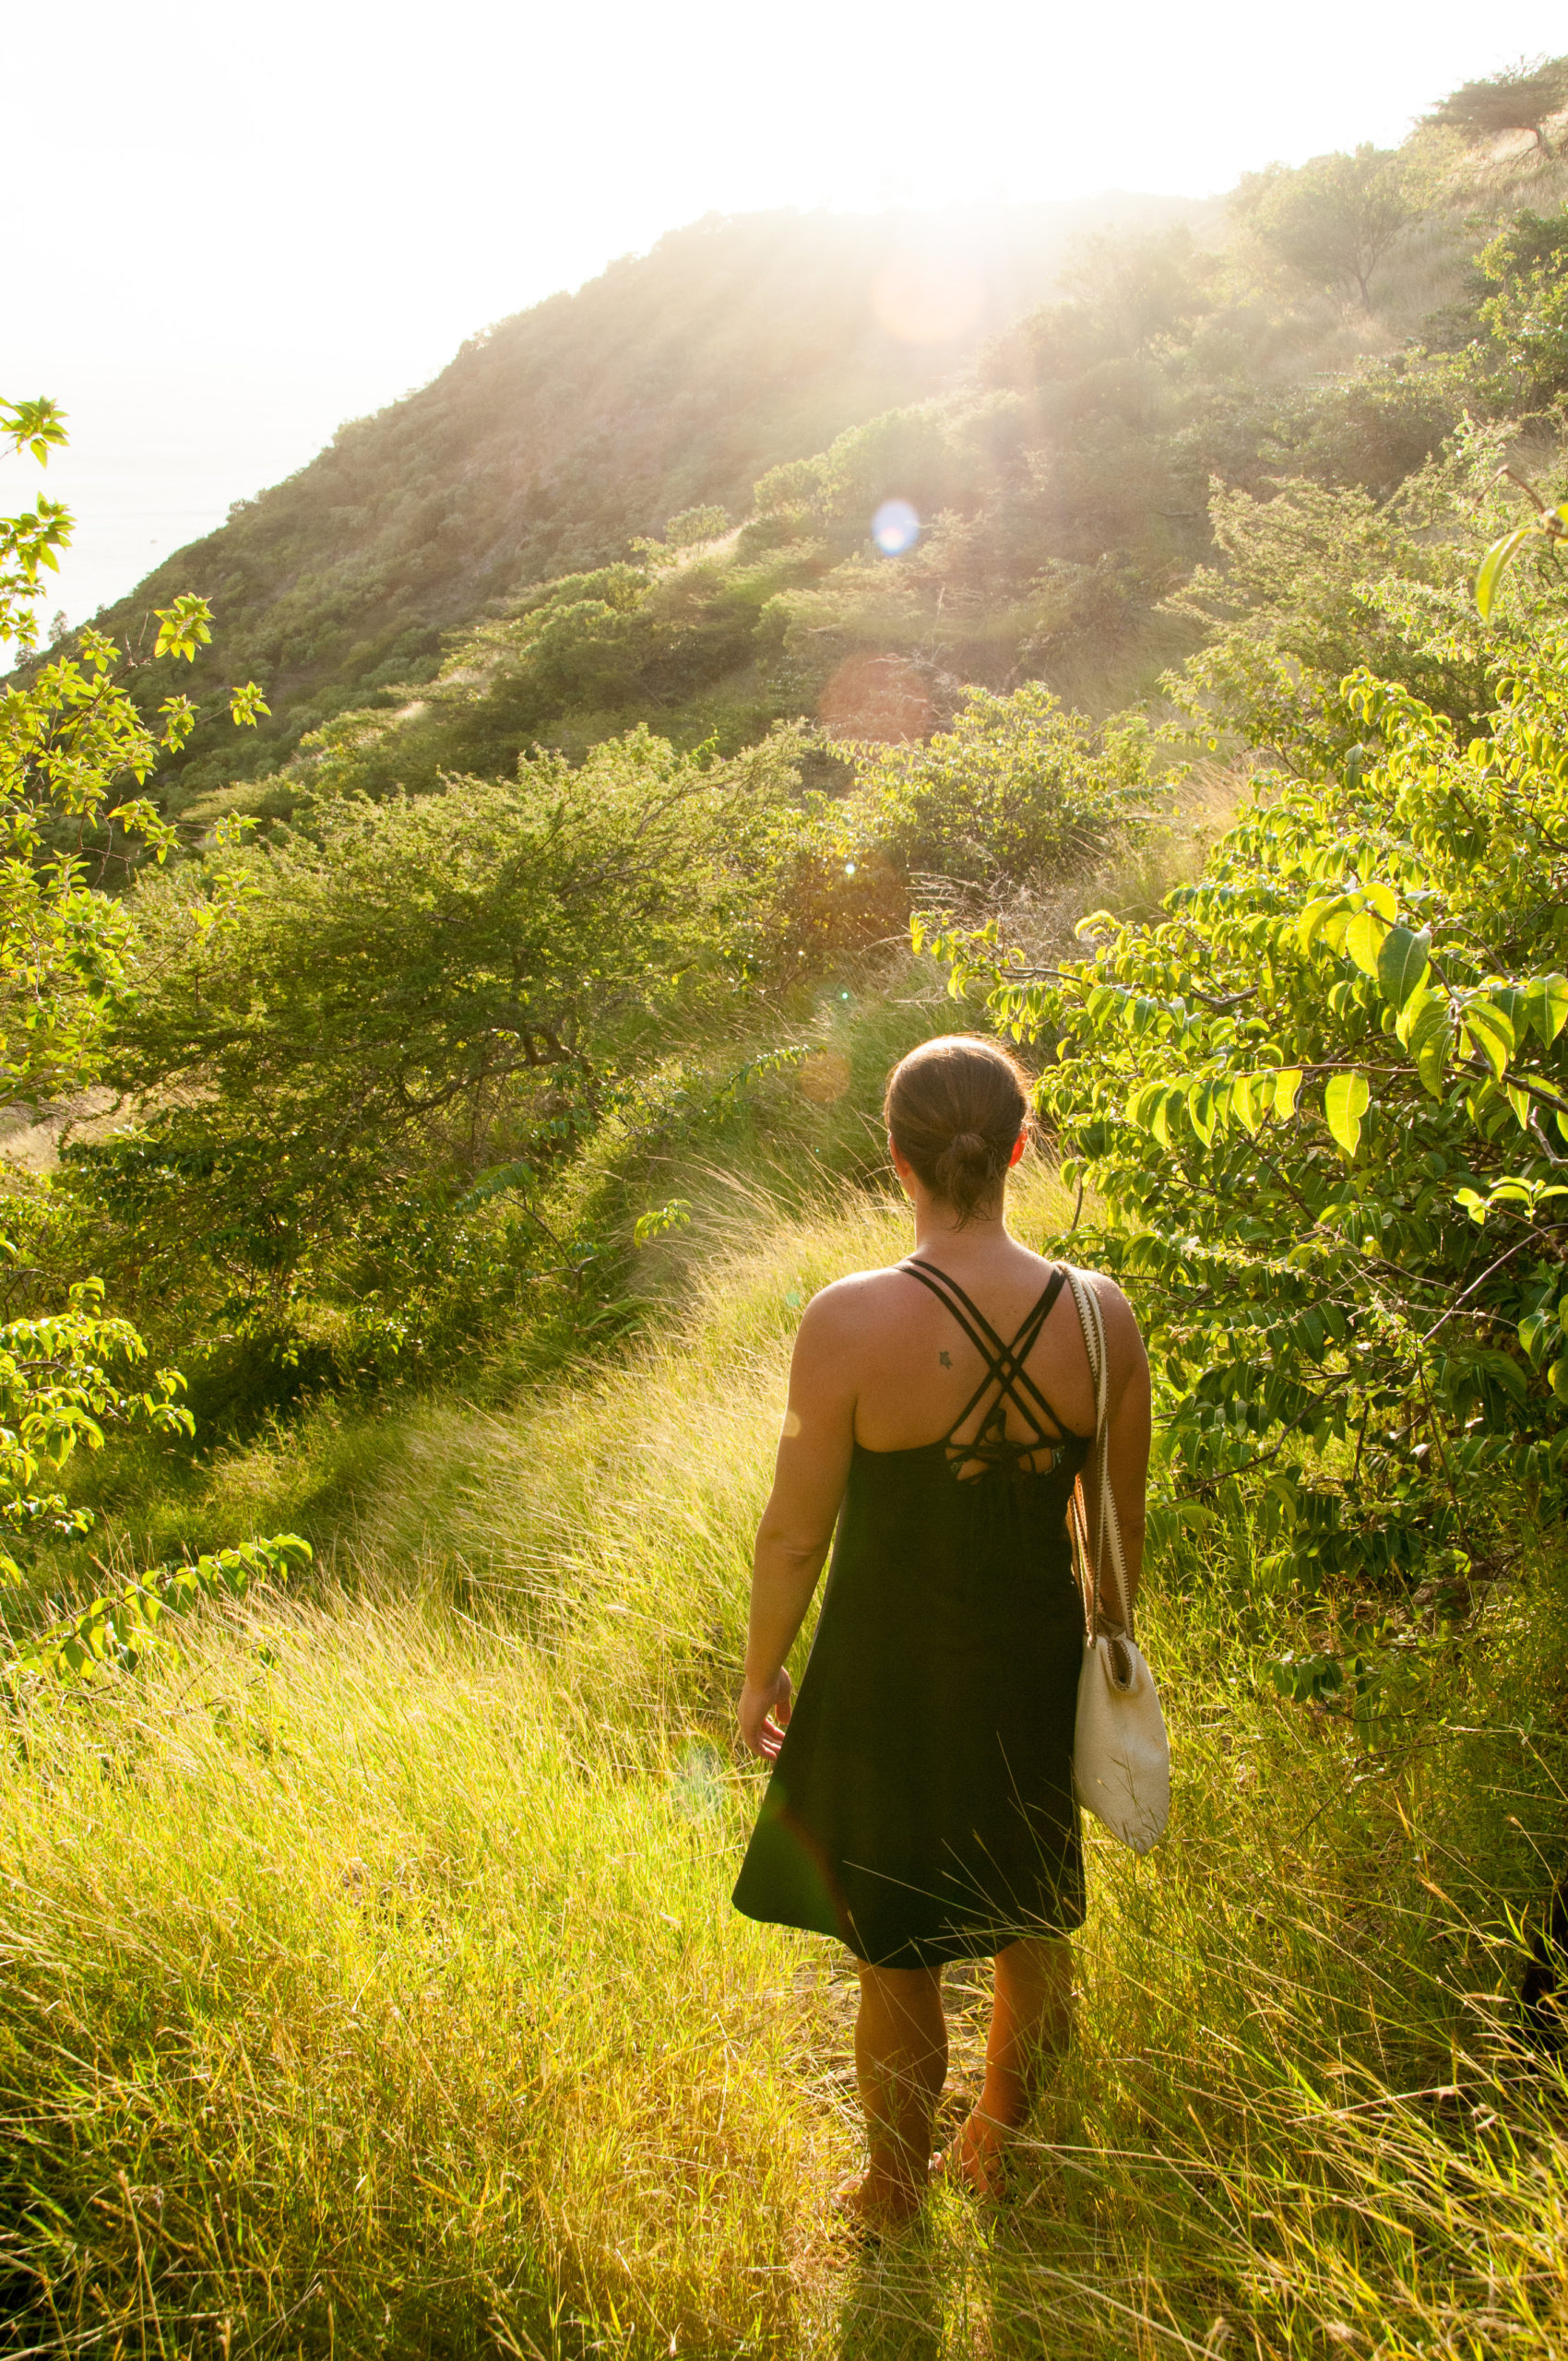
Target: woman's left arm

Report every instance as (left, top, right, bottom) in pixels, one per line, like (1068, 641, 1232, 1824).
(739, 1287, 859, 1760)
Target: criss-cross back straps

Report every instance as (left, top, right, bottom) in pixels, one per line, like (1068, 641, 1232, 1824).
(898, 1258, 1075, 1466)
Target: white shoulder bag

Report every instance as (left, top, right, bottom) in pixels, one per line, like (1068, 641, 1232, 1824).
(1063, 1265, 1170, 1856)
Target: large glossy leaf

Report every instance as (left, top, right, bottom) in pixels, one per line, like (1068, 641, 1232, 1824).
(1460, 996, 1515, 1079)
(1187, 1077, 1218, 1145)
(1230, 1073, 1265, 1134)
(1395, 979, 1438, 1047)
(1297, 894, 1349, 955)
(1376, 925, 1431, 1010)
(1344, 907, 1385, 978)
(1519, 1309, 1555, 1365)
(1324, 1070, 1371, 1159)
(1523, 972, 1568, 1047)
(1407, 993, 1454, 1097)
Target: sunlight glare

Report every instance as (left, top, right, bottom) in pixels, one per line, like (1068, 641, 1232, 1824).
(871, 249, 985, 344)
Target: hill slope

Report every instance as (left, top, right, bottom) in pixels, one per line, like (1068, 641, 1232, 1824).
(89, 196, 1204, 794)
(176, 132, 1568, 826)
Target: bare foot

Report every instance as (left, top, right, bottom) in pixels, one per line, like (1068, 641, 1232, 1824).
(941, 2106, 1017, 2202)
(832, 2165, 930, 2238)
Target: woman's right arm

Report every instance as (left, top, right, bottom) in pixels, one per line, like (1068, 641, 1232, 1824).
(739, 1287, 859, 1760)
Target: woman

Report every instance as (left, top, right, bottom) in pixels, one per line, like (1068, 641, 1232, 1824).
(732, 1034, 1150, 2229)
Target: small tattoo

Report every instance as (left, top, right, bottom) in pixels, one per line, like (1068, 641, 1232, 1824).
(939, 1350, 952, 1368)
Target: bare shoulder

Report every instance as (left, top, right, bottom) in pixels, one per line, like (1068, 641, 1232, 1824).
(796, 1265, 909, 1341)
(789, 1267, 904, 1407)
(1076, 1268, 1148, 1391)
(1083, 1268, 1140, 1335)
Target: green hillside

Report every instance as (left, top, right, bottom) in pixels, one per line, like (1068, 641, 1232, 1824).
(83, 197, 1202, 802)
(138, 114, 1568, 839)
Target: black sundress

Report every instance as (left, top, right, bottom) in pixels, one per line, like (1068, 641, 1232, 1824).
(731, 1259, 1092, 1968)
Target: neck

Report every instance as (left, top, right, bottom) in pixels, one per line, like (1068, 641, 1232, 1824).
(909, 1195, 1011, 1260)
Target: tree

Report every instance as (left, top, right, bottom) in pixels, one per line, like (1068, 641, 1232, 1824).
(1160, 434, 1525, 772)
(1472, 208, 1568, 410)
(67, 727, 802, 1357)
(0, 397, 278, 1604)
(1235, 148, 1416, 310)
(1426, 57, 1568, 158)
(922, 632, 1568, 1609)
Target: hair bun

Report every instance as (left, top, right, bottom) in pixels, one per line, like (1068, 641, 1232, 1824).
(883, 1034, 1031, 1227)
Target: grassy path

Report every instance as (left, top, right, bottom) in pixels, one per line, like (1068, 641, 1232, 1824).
(4, 1183, 1568, 2355)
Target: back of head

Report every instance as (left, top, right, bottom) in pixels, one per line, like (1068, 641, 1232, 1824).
(884, 1034, 1030, 1226)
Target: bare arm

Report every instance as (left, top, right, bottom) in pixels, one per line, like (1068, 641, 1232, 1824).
(1080, 1276, 1151, 1636)
(739, 1287, 859, 1760)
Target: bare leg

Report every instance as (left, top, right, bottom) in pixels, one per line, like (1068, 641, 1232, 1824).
(950, 1936, 1073, 2198)
(845, 1961, 947, 2227)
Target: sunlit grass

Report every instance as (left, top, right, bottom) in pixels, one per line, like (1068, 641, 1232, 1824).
(0, 1591, 837, 2354)
(4, 1172, 1568, 2355)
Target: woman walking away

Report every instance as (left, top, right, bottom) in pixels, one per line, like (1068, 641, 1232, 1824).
(732, 1034, 1150, 2231)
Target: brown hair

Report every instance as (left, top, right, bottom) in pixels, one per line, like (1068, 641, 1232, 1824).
(883, 1035, 1030, 1225)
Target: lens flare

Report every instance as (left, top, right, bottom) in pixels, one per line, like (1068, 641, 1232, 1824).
(873, 498, 920, 556)
(818, 651, 933, 742)
(798, 1050, 853, 1106)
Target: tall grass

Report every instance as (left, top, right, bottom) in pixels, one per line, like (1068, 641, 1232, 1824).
(4, 1173, 1568, 2355)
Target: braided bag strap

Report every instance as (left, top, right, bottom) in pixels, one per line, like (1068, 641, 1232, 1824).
(1063, 1264, 1133, 1645)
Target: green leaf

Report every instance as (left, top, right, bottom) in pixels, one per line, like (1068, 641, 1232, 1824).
(229, 681, 270, 729)
(1408, 994, 1454, 1097)
(1519, 1310, 1554, 1365)
(1273, 1069, 1302, 1119)
(1376, 925, 1431, 1011)
(1479, 1350, 1528, 1404)
(1522, 973, 1568, 1048)
(634, 1198, 693, 1247)
(152, 593, 215, 663)
(1395, 980, 1437, 1048)
(1230, 1074, 1265, 1135)
(1324, 1071, 1370, 1159)
(1297, 895, 1348, 955)
(1476, 522, 1534, 620)
(1454, 1186, 1489, 1225)
(1460, 997, 1515, 1079)
(1344, 907, 1385, 978)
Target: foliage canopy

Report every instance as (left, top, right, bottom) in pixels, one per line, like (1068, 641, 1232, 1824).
(928, 623, 1568, 1597)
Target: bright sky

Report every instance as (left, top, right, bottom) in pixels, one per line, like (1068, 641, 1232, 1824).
(6, 0, 1564, 634)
